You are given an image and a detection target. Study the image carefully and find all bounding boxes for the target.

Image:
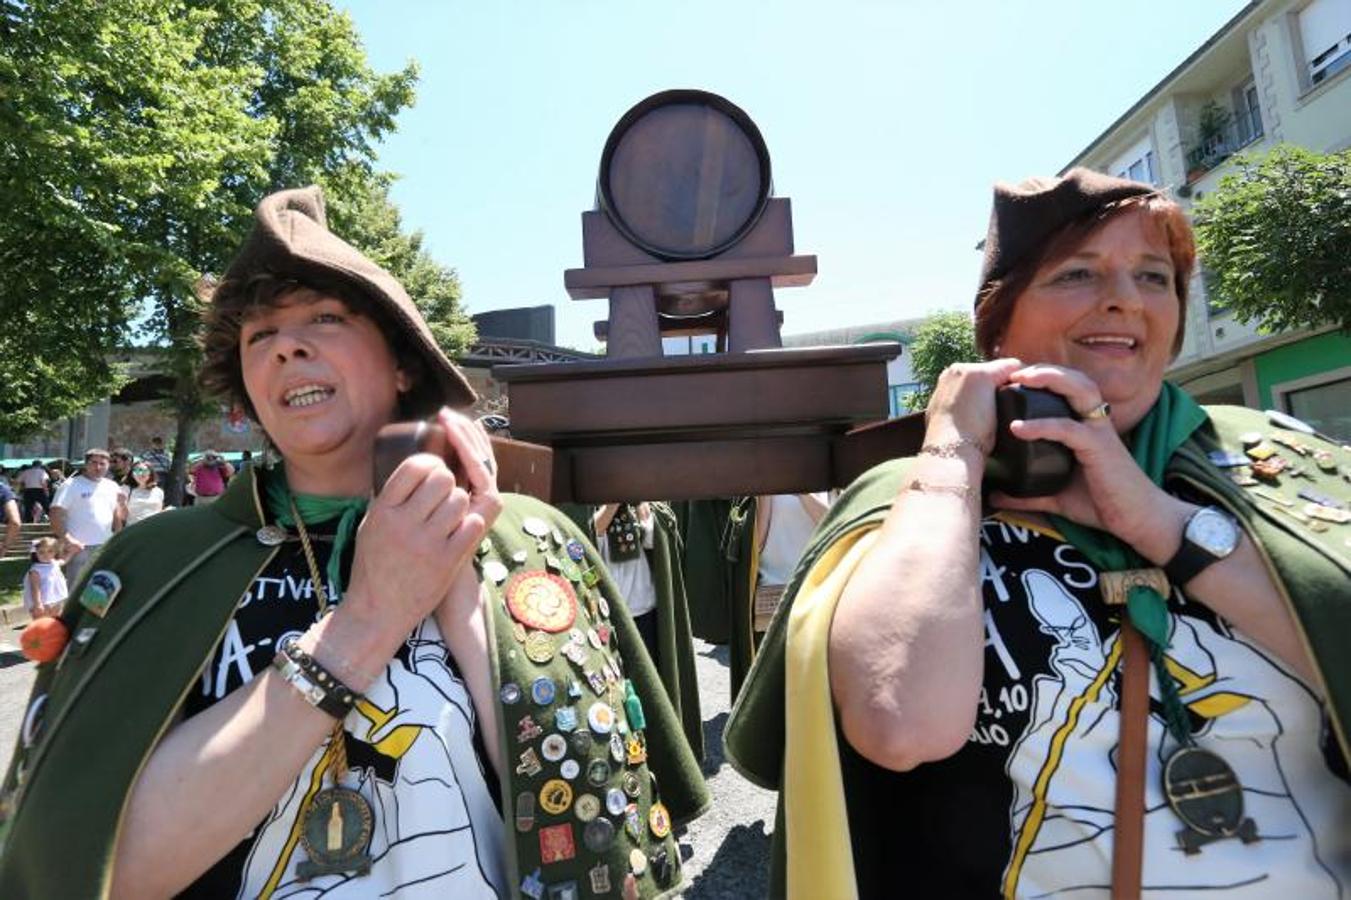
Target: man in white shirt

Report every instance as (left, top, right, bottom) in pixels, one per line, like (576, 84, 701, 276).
(51, 448, 122, 586)
(16, 461, 50, 523)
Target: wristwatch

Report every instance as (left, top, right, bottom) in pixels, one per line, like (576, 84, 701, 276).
(1163, 506, 1240, 587)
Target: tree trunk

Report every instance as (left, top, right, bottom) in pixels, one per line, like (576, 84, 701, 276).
(166, 395, 198, 507)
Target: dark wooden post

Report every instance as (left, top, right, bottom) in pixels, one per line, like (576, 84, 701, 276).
(605, 285, 662, 358)
(726, 278, 781, 352)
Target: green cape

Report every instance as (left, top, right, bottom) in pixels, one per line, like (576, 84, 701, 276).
(561, 503, 704, 763)
(0, 469, 709, 898)
(672, 498, 734, 646)
(724, 403, 1351, 898)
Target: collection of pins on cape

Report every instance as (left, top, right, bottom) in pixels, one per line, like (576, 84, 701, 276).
(483, 514, 676, 900)
(1204, 414, 1351, 543)
(1171, 414, 1348, 853)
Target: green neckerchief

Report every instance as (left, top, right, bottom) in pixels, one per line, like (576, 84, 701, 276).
(263, 467, 368, 601)
(1050, 382, 1208, 746)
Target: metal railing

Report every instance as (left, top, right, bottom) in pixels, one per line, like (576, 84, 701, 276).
(1185, 108, 1264, 181)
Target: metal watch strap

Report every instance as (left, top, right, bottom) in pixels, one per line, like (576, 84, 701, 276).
(273, 637, 359, 720)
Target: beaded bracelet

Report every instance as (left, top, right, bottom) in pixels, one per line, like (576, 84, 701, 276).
(273, 636, 360, 720)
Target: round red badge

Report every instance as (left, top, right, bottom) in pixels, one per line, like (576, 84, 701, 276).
(505, 571, 578, 633)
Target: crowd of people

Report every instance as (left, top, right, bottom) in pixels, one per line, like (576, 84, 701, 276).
(0, 170, 1346, 899)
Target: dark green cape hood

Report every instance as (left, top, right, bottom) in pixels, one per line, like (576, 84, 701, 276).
(0, 469, 708, 898)
(724, 404, 1351, 897)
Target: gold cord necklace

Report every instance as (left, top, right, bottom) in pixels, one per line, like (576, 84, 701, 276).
(290, 500, 374, 881)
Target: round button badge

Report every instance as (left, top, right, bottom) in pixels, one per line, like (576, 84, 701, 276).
(583, 817, 615, 853)
(588, 702, 615, 735)
(541, 734, 568, 762)
(531, 677, 556, 706)
(574, 792, 601, 822)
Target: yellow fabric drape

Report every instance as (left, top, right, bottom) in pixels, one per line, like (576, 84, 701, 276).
(784, 526, 881, 900)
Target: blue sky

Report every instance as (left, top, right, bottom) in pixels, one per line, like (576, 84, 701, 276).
(342, 1, 1247, 351)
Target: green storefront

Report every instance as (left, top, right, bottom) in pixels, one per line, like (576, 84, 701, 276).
(1254, 331, 1351, 442)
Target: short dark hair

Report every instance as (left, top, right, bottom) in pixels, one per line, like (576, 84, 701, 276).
(974, 194, 1196, 359)
(198, 273, 433, 422)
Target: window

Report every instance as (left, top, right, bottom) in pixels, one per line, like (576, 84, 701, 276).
(1108, 137, 1159, 186)
(890, 382, 920, 417)
(1299, 0, 1351, 87)
(1232, 80, 1263, 145)
(1273, 367, 1351, 443)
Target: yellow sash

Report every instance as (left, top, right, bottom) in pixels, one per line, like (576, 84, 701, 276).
(784, 526, 880, 900)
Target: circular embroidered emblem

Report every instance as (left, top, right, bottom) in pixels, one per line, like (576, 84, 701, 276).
(539, 778, 574, 815)
(506, 571, 578, 633)
(649, 801, 672, 838)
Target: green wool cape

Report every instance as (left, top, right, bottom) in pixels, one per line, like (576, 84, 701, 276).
(722, 496, 761, 702)
(724, 403, 1351, 898)
(672, 498, 734, 646)
(562, 503, 704, 763)
(0, 469, 709, 899)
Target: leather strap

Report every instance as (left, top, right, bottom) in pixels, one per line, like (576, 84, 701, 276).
(1112, 617, 1150, 899)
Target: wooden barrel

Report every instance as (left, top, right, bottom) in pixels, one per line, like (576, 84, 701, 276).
(598, 90, 772, 261)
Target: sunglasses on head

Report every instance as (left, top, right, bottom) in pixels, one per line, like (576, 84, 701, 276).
(132, 466, 150, 474)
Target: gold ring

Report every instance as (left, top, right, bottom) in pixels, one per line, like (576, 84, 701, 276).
(1082, 402, 1111, 420)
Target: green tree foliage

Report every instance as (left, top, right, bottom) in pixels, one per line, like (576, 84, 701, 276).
(325, 170, 476, 358)
(904, 310, 979, 411)
(0, 0, 472, 488)
(1193, 145, 1351, 334)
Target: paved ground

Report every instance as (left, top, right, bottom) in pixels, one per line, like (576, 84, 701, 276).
(0, 622, 36, 775)
(0, 631, 776, 897)
(675, 639, 776, 898)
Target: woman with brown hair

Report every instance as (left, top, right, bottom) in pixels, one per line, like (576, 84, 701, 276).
(726, 169, 1351, 898)
(118, 459, 164, 527)
(1, 186, 706, 899)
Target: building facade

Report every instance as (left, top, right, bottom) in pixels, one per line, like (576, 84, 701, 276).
(1061, 0, 1351, 440)
(783, 319, 921, 418)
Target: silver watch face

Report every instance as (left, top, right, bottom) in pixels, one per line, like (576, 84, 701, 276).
(1188, 507, 1240, 557)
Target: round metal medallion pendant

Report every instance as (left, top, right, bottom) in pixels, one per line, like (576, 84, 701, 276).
(298, 786, 373, 879)
(1163, 746, 1245, 837)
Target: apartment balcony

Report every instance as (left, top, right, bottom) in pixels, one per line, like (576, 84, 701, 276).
(1184, 108, 1264, 183)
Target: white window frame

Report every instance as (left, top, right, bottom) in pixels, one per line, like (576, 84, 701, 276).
(1269, 364, 1351, 438)
(1107, 135, 1158, 186)
(1297, 0, 1351, 88)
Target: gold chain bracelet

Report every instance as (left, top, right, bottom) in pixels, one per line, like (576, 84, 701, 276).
(919, 435, 987, 458)
(905, 479, 979, 502)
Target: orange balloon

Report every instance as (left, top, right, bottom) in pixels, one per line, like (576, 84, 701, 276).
(21, 616, 70, 664)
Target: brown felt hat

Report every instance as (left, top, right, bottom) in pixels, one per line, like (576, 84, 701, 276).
(222, 185, 476, 408)
(975, 167, 1156, 307)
